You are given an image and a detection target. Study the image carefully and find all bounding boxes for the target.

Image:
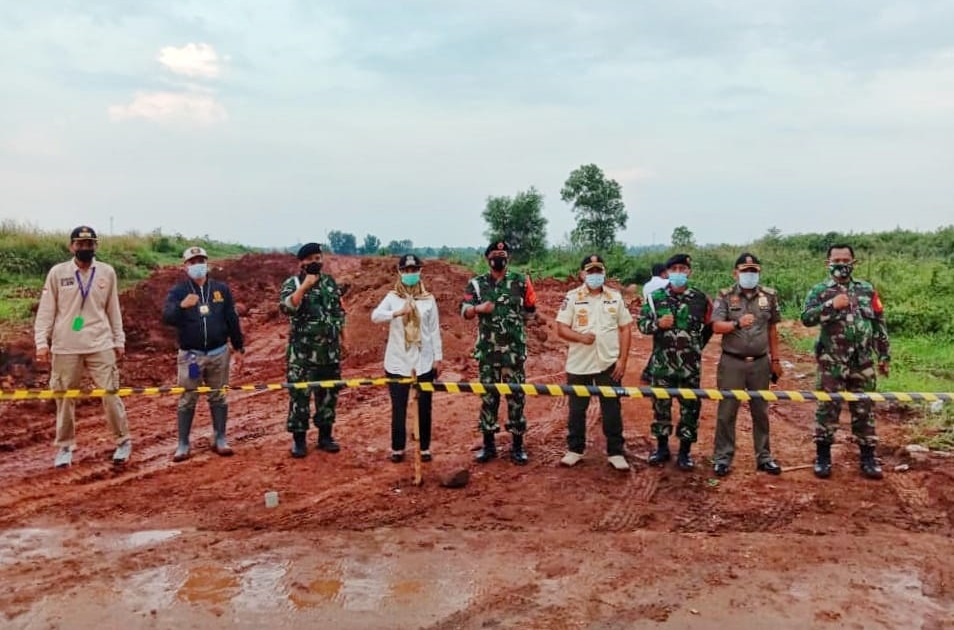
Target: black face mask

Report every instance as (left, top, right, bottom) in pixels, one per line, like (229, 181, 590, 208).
(75, 249, 95, 263)
(303, 261, 322, 275)
(489, 257, 508, 271)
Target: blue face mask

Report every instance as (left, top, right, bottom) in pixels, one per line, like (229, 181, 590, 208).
(187, 263, 208, 280)
(738, 272, 759, 290)
(668, 272, 688, 288)
(401, 272, 420, 286)
(584, 273, 605, 290)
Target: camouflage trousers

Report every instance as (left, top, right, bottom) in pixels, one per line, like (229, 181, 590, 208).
(814, 358, 877, 446)
(286, 361, 340, 433)
(650, 373, 701, 443)
(478, 362, 526, 435)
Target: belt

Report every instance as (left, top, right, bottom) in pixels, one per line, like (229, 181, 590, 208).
(722, 350, 767, 362)
(182, 344, 228, 357)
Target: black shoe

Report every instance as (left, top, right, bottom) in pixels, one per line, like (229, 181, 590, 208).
(814, 442, 832, 479)
(859, 445, 883, 480)
(317, 426, 340, 453)
(648, 436, 670, 466)
(676, 441, 694, 471)
(475, 432, 497, 463)
(420, 451, 432, 462)
(713, 462, 730, 477)
(290, 432, 308, 458)
(390, 451, 404, 463)
(510, 434, 528, 466)
(757, 460, 782, 475)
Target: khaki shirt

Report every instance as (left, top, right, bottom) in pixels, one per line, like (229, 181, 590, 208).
(556, 285, 633, 375)
(34, 259, 125, 355)
(712, 284, 780, 357)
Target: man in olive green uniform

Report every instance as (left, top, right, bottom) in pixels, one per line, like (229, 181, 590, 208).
(279, 242, 346, 458)
(461, 241, 537, 465)
(710, 253, 783, 477)
(801, 244, 890, 480)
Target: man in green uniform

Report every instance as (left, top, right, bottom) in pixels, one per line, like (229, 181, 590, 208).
(279, 243, 346, 458)
(710, 253, 783, 477)
(461, 241, 537, 465)
(801, 244, 890, 480)
(637, 253, 712, 471)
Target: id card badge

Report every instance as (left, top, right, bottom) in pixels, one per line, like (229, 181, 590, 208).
(198, 304, 210, 316)
(71, 316, 84, 331)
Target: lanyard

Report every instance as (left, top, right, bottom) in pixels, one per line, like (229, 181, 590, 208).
(75, 267, 96, 311)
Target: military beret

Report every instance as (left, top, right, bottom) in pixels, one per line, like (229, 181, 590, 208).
(665, 253, 692, 269)
(735, 252, 761, 271)
(580, 254, 605, 271)
(296, 242, 323, 259)
(484, 241, 510, 257)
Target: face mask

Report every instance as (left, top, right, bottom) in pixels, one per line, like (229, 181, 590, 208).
(75, 249, 95, 263)
(489, 257, 508, 271)
(828, 263, 853, 280)
(668, 272, 688, 288)
(187, 263, 208, 280)
(584, 273, 605, 290)
(304, 261, 322, 275)
(401, 272, 420, 286)
(738, 272, 759, 290)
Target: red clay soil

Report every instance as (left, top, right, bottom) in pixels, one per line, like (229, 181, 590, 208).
(0, 253, 952, 629)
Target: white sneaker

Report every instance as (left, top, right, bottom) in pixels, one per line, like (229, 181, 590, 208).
(112, 439, 132, 464)
(560, 451, 584, 467)
(54, 447, 72, 468)
(608, 455, 630, 471)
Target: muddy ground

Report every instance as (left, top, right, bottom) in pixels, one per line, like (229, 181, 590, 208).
(0, 253, 952, 629)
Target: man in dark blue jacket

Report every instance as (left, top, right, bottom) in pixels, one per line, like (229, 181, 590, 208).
(162, 246, 245, 461)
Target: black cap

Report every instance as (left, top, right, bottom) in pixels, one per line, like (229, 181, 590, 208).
(397, 253, 422, 269)
(70, 226, 97, 242)
(665, 253, 692, 269)
(296, 242, 322, 260)
(734, 252, 761, 271)
(580, 254, 605, 271)
(484, 241, 510, 257)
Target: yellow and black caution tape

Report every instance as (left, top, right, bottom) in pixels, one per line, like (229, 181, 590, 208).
(0, 378, 952, 404)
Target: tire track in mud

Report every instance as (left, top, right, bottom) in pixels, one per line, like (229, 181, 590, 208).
(671, 492, 811, 534)
(593, 467, 659, 533)
(423, 582, 541, 630)
(886, 473, 946, 530)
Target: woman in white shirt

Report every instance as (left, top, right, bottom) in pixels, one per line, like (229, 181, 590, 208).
(371, 254, 443, 462)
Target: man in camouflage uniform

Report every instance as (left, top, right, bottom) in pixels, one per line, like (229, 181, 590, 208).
(279, 242, 346, 458)
(710, 253, 783, 477)
(801, 244, 890, 480)
(461, 241, 537, 465)
(637, 253, 712, 471)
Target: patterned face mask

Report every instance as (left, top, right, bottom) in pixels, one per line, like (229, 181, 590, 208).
(828, 263, 853, 279)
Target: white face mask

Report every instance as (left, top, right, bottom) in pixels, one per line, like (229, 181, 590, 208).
(738, 272, 759, 289)
(187, 263, 208, 280)
(584, 273, 605, 290)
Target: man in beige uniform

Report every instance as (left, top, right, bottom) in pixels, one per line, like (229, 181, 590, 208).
(34, 226, 132, 468)
(555, 254, 633, 471)
(710, 253, 783, 477)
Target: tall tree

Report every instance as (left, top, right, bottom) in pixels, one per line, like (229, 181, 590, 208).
(670, 225, 695, 249)
(327, 230, 357, 255)
(386, 239, 414, 254)
(360, 234, 381, 255)
(481, 186, 548, 264)
(560, 164, 627, 251)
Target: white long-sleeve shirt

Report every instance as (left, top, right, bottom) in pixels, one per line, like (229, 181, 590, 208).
(371, 291, 442, 376)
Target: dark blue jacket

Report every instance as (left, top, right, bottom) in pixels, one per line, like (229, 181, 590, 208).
(162, 278, 245, 353)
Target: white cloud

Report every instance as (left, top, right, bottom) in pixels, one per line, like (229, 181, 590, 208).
(608, 166, 657, 183)
(158, 43, 222, 79)
(108, 91, 227, 125)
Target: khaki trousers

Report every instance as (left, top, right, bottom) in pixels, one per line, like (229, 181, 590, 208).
(713, 354, 772, 465)
(51, 350, 130, 449)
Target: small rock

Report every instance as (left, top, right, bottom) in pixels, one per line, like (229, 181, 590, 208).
(440, 468, 470, 488)
(893, 464, 910, 472)
(929, 400, 944, 414)
(690, 609, 700, 615)
(905, 444, 930, 454)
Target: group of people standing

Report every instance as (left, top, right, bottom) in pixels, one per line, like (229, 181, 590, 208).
(33, 227, 891, 481)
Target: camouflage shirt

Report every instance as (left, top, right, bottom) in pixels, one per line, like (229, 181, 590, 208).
(461, 271, 536, 366)
(279, 273, 346, 364)
(637, 285, 712, 379)
(801, 277, 890, 363)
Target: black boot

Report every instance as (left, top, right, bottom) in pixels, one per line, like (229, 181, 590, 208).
(859, 444, 883, 480)
(648, 436, 671, 466)
(173, 408, 194, 462)
(210, 405, 233, 456)
(676, 440, 694, 471)
(290, 432, 308, 458)
(510, 434, 528, 466)
(475, 432, 497, 463)
(317, 425, 340, 453)
(813, 442, 832, 478)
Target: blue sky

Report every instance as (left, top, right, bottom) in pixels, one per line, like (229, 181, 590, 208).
(1, 0, 952, 248)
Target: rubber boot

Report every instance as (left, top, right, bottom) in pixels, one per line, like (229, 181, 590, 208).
(317, 425, 340, 453)
(676, 440, 695, 471)
(290, 432, 308, 458)
(813, 442, 832, 478)
(475, 432, 497, 463)
(173, 408, 194, 462)
(510, 433, 528, 466)
(648, 436, 670, 466)
(859, 444, 883, 480)
(210, 405, 233, 456)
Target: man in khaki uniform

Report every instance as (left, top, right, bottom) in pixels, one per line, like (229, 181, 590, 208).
(34, 226, 132, 468)
(710, 253, 783, 477)
(555, 254, 633, 470)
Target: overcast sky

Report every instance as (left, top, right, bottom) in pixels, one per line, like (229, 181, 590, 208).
(2, 1, 952, 249)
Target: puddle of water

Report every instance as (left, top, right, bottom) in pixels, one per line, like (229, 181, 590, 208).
(176, 566, 241, 605)
(232, 559, 289, 611)
(123, 529, 182, 549)
(125, 565, 184, 610)
(389, 579, 425, 599)
(0, 528, 63, 565)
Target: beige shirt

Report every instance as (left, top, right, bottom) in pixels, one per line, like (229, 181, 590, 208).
(34, 258, 125, 355)
(556, 285, 633, 375)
